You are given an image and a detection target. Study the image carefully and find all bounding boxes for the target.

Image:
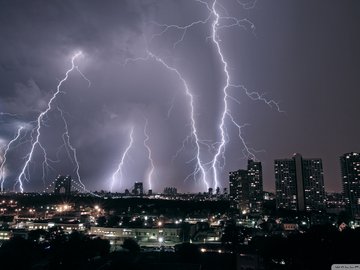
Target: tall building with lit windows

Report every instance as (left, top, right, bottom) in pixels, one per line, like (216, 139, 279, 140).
(274, 158, 297, 210)
(248, 160, 263, 213)
(275, 153, 325, 211)
(229, 169, 249, 213)
(229, 160, 263, 214)
(340, 152, 360, 217)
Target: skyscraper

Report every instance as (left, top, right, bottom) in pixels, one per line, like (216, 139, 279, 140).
(302, 158, 326, 211)
(274, 158, 297, 210)
(248, 160, 263, 213)
(229, 160, 263, 214)
(275, 153, 325, 211)
(340, 152, 360, 217)
(229, 169, 249, 213)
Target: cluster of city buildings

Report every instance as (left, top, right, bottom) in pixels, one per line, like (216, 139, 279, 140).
(38, 152, 360, 219)
(0, 151, 358, 254)
(0, 196, 226, 250)
(229, 152, 360, 218)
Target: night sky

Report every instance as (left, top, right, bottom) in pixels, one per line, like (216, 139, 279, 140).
(0, 0, 359, 193)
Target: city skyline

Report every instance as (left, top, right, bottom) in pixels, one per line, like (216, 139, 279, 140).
(0, 0, 359, 193)
(3, 154, 354, 196)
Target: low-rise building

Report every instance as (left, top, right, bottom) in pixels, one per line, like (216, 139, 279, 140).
(26, 220, 85, 232)
(90, 224, 181, 246)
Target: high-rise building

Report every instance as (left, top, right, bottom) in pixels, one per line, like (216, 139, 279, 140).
(229, 169, 249, 213)
(275, 153, 325, 211)
(54, 175, 72, 195)
(248, 160, 263, 213)
(340, 152, 360, 217)
(302, 158, 326, 211)
(229, 160, 263, 214)
(274, 158, 297, 210)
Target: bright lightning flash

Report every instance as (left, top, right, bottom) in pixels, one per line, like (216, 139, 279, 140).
(15, 51, 89, 193)
(143, 118, 155, 191)
(150, 0, 281, 190)
(110, 127, 134, 192)
(210, 0, 281, 188)
(57, 107, 85, 190)
(0, 126, 24, 192)
(126, 51, 210, 190)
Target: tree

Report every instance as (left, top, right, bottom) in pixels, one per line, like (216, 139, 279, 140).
(107, 215, 120, 227)
(175, 243, 200, 263)
(97, 216, 107, 227)
(122, 238, 140, 255)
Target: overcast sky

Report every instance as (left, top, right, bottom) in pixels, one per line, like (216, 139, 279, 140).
(0, 0, 359, 193)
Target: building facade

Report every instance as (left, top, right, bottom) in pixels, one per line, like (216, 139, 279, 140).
(302, 158, 326, 211)
(229, 169, 249, 213)
(229, 160, 263, 214)
(274, 158, 297, 210)
(90, 225, 181, 247)
(275, 153, 325, 211)
(247, 160, 263, 213)
(340, 152, 360, 217)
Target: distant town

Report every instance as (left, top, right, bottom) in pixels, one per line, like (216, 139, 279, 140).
(0, 152, 359, 269)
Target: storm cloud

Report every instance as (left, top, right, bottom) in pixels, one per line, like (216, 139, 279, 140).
(0, 0, 359, 193)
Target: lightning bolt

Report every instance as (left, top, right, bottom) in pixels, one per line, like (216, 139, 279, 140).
(15, 51, 88, 193)
(166, 95, 176, 119)
(210, 0, 281, 188)
(125, 51, 210, 190)
(210, 0, 248, 189)
(0, 112, 18, 117)
(149, 0, 281, 190)
(151, 11, 212, 48)
(110, 127, 134, 192)
(0, 126, 24, 192)
(149, 53, 209, 189)
(57, 107, 85, 190)
(236, 0, 258, 10)
(143, 118, 155, 191)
